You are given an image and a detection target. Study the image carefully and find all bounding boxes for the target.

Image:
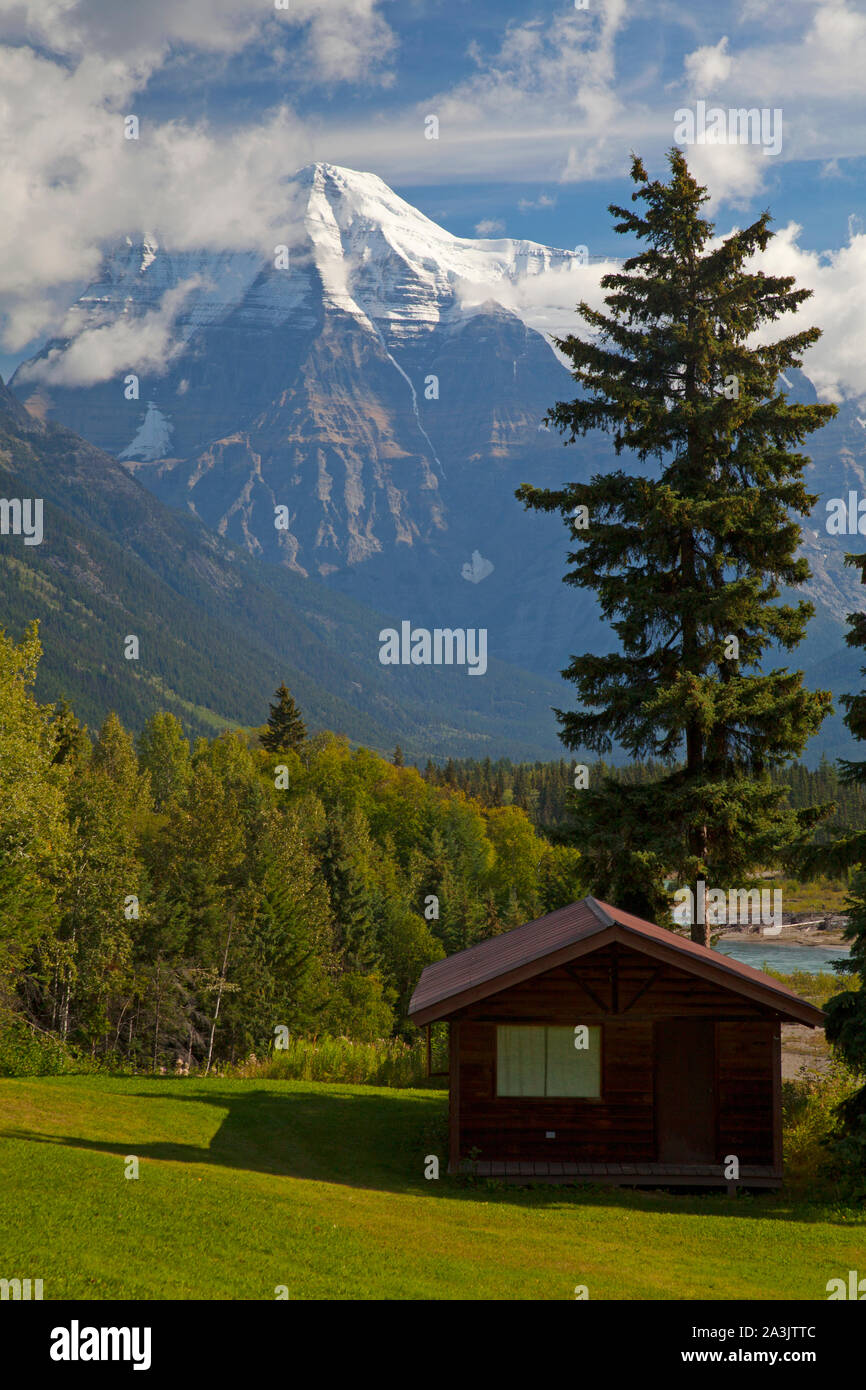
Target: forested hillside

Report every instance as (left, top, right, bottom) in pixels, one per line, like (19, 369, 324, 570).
(423, 755, 866, 841)
(0, 626, 583, 1071)
(0, 379, 565, 761)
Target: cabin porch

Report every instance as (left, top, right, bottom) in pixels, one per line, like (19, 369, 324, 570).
(451, 1158, 782, 1190)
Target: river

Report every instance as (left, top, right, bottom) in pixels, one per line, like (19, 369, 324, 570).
(715, 940, 852, 975)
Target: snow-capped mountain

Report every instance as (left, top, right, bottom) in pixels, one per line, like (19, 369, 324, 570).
(11, 162, 588, 671)
(10, 164, 866, 754)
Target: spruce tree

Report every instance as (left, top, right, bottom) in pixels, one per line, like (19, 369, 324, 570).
(319, 808, 379, 974)
(517, 150, 835, 940)
(260, 683, 306, 753)
(796, 552, 866, 1149)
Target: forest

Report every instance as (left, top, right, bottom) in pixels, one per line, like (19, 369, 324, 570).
(423, 753, 866, 841)
(0, 623, 584, 1072)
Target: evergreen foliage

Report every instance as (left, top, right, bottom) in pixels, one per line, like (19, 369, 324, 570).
(516, 150, 836, 937)
(795, 551, 866, 1150)
(260, 683, 307, 754)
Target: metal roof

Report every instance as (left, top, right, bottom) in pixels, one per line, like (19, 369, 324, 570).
(408, 895, 826, 1027)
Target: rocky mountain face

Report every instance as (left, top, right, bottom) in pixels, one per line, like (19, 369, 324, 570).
(10, 163, 866, 757)
(0, 374, 570, 759)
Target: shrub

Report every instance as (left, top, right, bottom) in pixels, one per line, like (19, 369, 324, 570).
(0, 1016, 78, 1076)
(783, 1059, 864, 1200)
(229, 1032, 448, 1088)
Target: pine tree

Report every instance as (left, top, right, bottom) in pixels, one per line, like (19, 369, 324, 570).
(517, 150, 835, 940)
(50, 697, 89, 767)
(260, 683, 306, 754)
(392, 745, 405, 767)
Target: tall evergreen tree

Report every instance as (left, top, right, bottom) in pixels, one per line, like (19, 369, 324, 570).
(517, 150, 835, 940)
(260, 683, 306, 753)
(796, 552, 866, 1148)
(318, 806, 379, 974)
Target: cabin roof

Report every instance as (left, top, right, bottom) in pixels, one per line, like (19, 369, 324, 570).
(408, 895, 825, 1027)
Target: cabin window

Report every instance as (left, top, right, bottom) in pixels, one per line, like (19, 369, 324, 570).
(496, 1025, 602, 1097)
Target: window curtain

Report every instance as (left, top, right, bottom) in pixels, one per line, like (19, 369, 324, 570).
(545, 1025, 601, 1096)
(497, 1025, 601, 1097)
(497, 1026, 546, 1096)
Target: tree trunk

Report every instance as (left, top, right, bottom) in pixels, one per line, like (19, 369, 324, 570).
(205, 926, 233, 1077)
(153, 959, 162, 1073)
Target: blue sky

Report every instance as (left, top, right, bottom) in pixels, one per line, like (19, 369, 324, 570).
(1, 0, 864, 395)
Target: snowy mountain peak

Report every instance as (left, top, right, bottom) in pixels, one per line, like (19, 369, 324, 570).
(292, 162, 579, 339)
(17, 164, 586, 402)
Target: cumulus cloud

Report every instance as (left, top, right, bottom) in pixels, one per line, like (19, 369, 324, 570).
(475, 219, 505, 236)
(16, 278, 205, 386)
(674, 0, 866, 188)
(683, 36, 733, 91)
(681, 142, 772, 210)
(748, 223, 866, 403)
(0, 0, 396, 80)
(0, 0, 395, 352)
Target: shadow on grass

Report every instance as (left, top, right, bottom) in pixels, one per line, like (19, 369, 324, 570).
(0, 1083, 849, 1220)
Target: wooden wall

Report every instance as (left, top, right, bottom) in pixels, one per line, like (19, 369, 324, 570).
(450, 946, 779, 1166)
(716, 1021, 775, 1165)
(457, 1017, 655, 1162)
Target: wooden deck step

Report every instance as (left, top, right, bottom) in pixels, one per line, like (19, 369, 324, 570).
(454, 1158, 781, 1188)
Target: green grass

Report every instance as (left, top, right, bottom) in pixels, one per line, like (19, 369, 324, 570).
(765, 969, 857, 1009)
(763, 876, 851, 917)
(0, 1075, 862, 1300)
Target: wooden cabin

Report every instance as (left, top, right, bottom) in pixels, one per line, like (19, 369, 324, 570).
(408, 896, 825, 1189)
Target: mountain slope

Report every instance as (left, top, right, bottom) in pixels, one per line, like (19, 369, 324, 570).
(9, 163, 866, 760)
(0, 377, 568, 758)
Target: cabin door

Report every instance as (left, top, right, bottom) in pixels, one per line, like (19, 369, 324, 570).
(655, 1020, 716, 1163)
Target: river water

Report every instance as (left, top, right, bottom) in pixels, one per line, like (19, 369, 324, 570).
(715, 940, 852, 975)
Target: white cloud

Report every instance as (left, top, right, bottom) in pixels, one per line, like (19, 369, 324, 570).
(457, 259, 620, 351)
(322, 5, 642, 186)
(681, 142, 771, 210)
(683, 36, 732, 91)
(475, 218, 505, 236)
(0, 0, 395, 353)
(518, 194, 557, 213)
(677, 0, 866, 163)
(16, 278, 204, 386)
(749, 223, 866, 402)
(0, 0, 396, 80)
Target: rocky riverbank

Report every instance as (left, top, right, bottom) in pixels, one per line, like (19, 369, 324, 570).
(716, 913, 849, 947)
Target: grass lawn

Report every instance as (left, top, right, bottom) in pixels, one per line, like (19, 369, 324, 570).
(0, 1075, 861, 1300)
